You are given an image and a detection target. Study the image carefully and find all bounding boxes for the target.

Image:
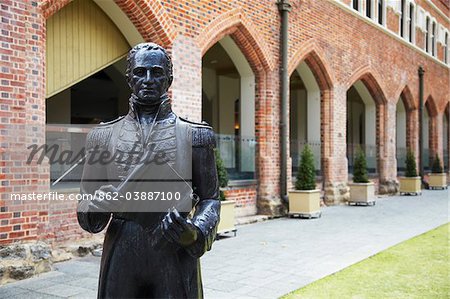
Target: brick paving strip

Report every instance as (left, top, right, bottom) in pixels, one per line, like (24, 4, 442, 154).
(0, 189, 448, 299)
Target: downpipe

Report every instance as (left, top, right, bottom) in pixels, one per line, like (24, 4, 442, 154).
(277, 0, 291, 204)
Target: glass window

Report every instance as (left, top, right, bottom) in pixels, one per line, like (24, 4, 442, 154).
(445, 32, 449, 63)
(366, 0, 372, 18)
(377, 0, 384, 25)
(400, 0, 405, 37)
(408, 4, 414, 43)
(425, 17, 430, 52)
(431, 22, 436, 56)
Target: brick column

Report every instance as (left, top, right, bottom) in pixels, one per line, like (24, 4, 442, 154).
(447, 113, 450, 173)
(434, 114, 444, 166)
(428, 115, 439, 167)
(378, 101, 399, 194)
(286, 86, 293, 191)
(406, 108, 418, 152)
(0, 0, 48, 244)
(256, 69, 283, 215)
(171, 34, 202, 122)
(323, 84, 350, 205)
(407, 108, 421, 169)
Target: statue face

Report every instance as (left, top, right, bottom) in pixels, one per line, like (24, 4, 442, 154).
(128, 49, 170, 104)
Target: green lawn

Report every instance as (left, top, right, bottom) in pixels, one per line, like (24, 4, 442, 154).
(282, 223, 450, 299)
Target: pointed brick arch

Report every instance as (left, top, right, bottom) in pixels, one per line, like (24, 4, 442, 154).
(197, 9, 279, 214)
(346, 66, 390, 183)
(288, 43, 336, 187)
(398, 85, 416, 111)
(347, 67, 387, 105)
(288, 41, 335, 91)
(197, 8, 274, 72)
(114, 0, 177, 46)
(39, 0, 72, 18)
(425, 95, 439, 117)
(41, 0, 177, 46)
(398, 86, 418, 152)
(398, 86, 417, 136)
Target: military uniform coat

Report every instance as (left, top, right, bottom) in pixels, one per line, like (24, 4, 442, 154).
(77, 100, 220, 298)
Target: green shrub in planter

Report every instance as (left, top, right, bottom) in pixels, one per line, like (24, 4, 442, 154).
(214, 148, 229, 201)
(399, 150, 421, 195)
(431, 154, 443, 173)
(353, 148, 369, 183)
(349, 148, 375, 204)
(405, 150, 418, 177)
(295, 145, 316, 190)
(429, 154, 447, 189)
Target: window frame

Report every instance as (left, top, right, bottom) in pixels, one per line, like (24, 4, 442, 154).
(352, 0, 362, 12)
(377, 0, 386, 26)
(425, 16, 431, 53)
(445, 31, 449, 64)
(431, 19, 437, 56)
(400, 0, 416, 43)
(408, 2, 416, 44)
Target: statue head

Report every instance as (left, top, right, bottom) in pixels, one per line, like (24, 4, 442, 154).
(126, 43, 173, 105)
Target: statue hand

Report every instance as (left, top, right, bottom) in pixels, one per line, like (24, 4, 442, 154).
(90, 184, 122, 212)
(98, 184, 119, 194)
(161, 208, 198, 247)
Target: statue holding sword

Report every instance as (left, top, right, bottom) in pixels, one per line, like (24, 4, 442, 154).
(76, 43, 221, 298)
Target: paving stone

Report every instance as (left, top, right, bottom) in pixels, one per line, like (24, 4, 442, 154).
(0, 285, 29, 297)
(68, 289, 97, 299)
(204, 288, 238, 298)
(65, 277, 99, 291)
(10, 290, 64, 299)
(36, 283, 87, 297)
(250, 286, 287, 299)
(207, 280, 247, 293)
(45, 273, 80, 284)
(13, 277, 61, 291)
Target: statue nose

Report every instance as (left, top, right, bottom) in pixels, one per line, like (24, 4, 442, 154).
(143, 70, 154, 83)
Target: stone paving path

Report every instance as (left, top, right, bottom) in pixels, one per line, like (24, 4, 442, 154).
(0, 189, 448, 298)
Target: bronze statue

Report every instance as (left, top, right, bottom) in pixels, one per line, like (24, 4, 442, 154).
(77, 43, 221, 298)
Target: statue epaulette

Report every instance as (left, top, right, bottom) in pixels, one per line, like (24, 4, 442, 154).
(179, 117, 216, 148)
(86, 116, 124, 150)
(99, 115, 125, 126)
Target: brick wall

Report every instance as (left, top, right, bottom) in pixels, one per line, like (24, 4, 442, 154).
(288, 0, 449, 199)
(0, 0, 448, 245)
(223, 185, 257, 217)
(0, 0, 48, 244)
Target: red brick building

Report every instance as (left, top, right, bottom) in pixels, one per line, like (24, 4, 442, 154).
(0, 0, 448, 246)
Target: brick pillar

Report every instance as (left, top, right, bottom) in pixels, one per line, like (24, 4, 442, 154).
(434, 114, 444, 167)
(378, 101, 399, 194)
(171, 34, 202, 122)
(407, 108, 421, 169)
(286, 86, 293, 191)
(406, 108, 417, 152)
(428, 115, 439, 167)
(323, 84, 350, 205)
(256, 70, 283, 215)
(0, 0, 48, 244)
(447, 114, 450, 174)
